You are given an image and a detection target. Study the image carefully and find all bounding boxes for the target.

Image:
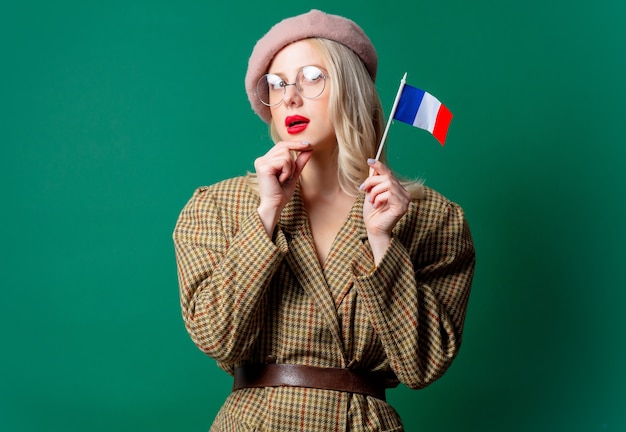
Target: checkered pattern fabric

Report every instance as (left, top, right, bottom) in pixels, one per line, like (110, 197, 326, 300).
(173, 176, 475, 431)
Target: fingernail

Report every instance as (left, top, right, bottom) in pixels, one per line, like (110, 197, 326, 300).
(302, 141, 310, 145)
(367, 158, 376, 164)
(359, 182, 365, 191)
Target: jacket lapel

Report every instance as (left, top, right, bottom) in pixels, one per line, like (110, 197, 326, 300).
(322, 194, 372, 308)
(278, 187, 351, 361)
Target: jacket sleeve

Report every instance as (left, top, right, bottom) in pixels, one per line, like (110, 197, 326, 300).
(354, 197, 475, 389)
(173, 186, 288, 364)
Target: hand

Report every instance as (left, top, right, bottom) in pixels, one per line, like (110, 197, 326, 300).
(255, 141, 313, 235)
(360, 159, 410, 263)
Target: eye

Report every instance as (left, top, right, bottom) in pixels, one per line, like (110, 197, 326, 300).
(301, 66, 324, 83)
(266, 74, 285, 90)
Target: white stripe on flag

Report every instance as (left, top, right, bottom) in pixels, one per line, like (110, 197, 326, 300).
(413, 92, 441, 133)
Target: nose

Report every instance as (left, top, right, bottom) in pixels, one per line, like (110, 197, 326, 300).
(282, 82, 302, 106)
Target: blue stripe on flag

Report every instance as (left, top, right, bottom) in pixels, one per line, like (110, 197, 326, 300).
(394, 84, 425, 125)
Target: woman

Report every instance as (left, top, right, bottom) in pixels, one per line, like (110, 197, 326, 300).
(173, 9, 475, 431)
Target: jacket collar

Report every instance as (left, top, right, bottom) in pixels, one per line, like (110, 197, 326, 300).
(278, 184, 368, 241)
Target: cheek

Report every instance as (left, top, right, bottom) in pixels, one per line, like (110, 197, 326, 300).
(320, 104, 334, 129)
(322, 96, 333, 123)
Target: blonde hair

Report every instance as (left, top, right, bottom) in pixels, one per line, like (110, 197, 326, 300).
(250, 38, 423, 198)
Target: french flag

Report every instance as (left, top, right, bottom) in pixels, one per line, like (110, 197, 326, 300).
(393, 84, 453, 146)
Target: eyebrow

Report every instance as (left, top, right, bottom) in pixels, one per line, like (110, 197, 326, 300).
(267, 64, 327, 77)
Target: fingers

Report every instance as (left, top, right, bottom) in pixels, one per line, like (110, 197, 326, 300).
(367, 183, 410, 210)
(255, 141, 313, 185)
(367, 158, 391, 175)
(360, 159, 409, 210)
(277, 141, 312, 184)
(360, 159, 391, 195)
(361, 158, 410, 238)
(293, 148, 314, 179)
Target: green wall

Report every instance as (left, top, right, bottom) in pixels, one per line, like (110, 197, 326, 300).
(2, 1, 624, 430)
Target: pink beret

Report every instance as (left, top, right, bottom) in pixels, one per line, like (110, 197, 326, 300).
(245, 9, 378, 124)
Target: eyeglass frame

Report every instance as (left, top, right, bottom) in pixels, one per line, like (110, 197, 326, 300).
(255, 65, 329, 107)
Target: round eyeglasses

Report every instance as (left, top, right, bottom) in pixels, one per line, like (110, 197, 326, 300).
(255, 65, 328, 107)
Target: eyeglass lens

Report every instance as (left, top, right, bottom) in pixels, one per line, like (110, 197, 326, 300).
(256, 66, 327, 106)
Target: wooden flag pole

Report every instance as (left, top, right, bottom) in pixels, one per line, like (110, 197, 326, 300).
(369, 72, 408, 176)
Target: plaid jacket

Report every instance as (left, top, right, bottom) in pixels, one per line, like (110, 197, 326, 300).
(173, 176, 475, 431)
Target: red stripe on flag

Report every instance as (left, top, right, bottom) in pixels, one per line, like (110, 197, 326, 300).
(432, 104, 453, 146)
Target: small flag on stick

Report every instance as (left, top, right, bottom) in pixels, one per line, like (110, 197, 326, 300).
(371, 73, 453, 174)
(394, 84, 452, 146)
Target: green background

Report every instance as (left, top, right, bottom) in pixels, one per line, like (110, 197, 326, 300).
(2, 0, 624, 430)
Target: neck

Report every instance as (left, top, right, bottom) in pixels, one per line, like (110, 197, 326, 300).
(299, 148, 343, 198)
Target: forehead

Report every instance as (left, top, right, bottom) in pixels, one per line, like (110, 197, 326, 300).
(268, 40, 325, 75)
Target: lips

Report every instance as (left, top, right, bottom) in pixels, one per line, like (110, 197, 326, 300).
(285, 115, 310, 134)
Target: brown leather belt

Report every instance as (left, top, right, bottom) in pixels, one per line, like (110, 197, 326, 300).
(233, 364, 387, 401)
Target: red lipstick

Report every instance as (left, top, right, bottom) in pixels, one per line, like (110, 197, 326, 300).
(285, 115, 310, 135)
